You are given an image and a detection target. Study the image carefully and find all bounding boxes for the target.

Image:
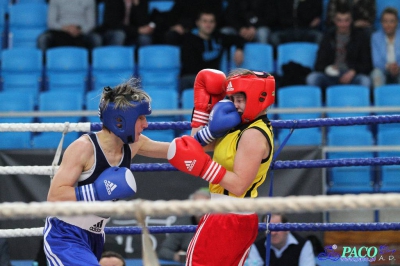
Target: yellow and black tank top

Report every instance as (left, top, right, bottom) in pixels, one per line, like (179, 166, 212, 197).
(210, 116, 274, 198)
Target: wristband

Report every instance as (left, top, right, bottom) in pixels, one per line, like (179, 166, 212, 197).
(192, 108, 209, 126)
(194, 126, 215, 146)
(201, 161, 226, 184)
(75, 184, 98, 202)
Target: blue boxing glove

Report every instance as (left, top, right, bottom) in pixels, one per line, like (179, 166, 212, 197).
(75, 167, 137, 202)
(194, 100, 241, 146)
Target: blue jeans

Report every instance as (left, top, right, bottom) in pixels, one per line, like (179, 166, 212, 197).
(102, 30, 153, 46)
(220, 26, 271, 44)
(306, 71, 372, 90)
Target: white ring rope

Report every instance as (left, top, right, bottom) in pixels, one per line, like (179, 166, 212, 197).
(0, 122, 91, 132)
(1, 194, 400, 221)
(0, 166, 58, 175)
(2, 193, 400, 238)
(0, 228, 43, 238)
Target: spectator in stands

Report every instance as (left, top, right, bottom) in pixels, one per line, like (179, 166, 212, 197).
(179, 10, 245, 93)
(326, 0, 376, 36)
(370, 7, 400, 88)
(95, 0, 155, 46)
(37, 0, 102, 52)
(247, 213, 316, 266)
(221, 0, 277, 44)
(0, 238, 11, 266)
(157, 188, 211, 263)
(164, 0, 223, 45)
(306, 3, 372, 95)
(269, 0, 323, 48)
(99, 251, 126, 266)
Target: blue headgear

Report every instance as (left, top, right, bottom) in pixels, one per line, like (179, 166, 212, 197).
(100, 90, 151, 144)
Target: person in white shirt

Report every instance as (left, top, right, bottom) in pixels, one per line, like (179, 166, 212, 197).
(246, 213, 316, 266)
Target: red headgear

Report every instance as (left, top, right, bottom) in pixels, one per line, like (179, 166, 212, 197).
(225, 71, 275, 123)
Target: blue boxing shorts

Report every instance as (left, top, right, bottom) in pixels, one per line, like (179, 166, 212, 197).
(43, 217, 105, 266)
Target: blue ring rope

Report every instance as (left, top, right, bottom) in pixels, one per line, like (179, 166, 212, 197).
(90, 115, 400, 132)
(127, 157, 400, 172)
(104, 222, 400, 235)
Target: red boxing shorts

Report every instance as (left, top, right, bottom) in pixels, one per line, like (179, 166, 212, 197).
(186, 212, 259, 266)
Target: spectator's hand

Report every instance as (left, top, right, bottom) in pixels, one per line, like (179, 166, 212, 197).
(171, 24, 185, 35)
(139, 24, 155, 35)
(387, 63, 400, 77)
(233, 49, 244, 66)
(62, 25, 81, 37)
(310, 17, 321, 28)
(239, 27, 256, 41)
(339, 69, 356, 84)
(354, 19, 371, 28)
(173, 250, 186, 262)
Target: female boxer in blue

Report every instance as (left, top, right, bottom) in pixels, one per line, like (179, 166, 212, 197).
(43, 78, 170, 265)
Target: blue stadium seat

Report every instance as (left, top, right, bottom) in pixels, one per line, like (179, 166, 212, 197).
(91, 46, 135, 91)
(142, 84, 177, 93)
(32, 91, 84, 149)
(0, 7, 6, 48)
(374, 84, 400, 111)
(97, 1, 104, 26)
(277, 85, 322, 146)
(85, 89, 102, 123)
(181, 88, 194, 116)
(374, 84, 400, 132)
(321, 0, 330, 28)
(144, 88, 178, 142)
(0, 0, 9, 13)
(138, 45, 180, 91)
(0, 90, 35, 114)
(1, 47, 43, 104)
(148, 0, 174, 13)
(230, 43, 274, 73)
(15, 0, 46, 3)
(45, 47, 89, 96)
(376, 130, 400, 192)
(325, 85, 371, 132)
(219, 50, 229, 74)
(375, 0, 400, 30)
(326, 85, 374, 193)
(0, 91, 35, 149)
(277, 85, 322, 117)
(8, 2, 47, 48)
(8, 2, 47, 28)
(180, 88, 194, 135)
(326, 128, 375, 194)
(9, 28, 44, 48)
(276, 42, 318, 76)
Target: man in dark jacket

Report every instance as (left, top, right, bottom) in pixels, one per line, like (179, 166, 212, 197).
(96, 0, 154, 46)
(221, 0, 277, 44)
(179, 10, 245, 93)
(306, 3, 372, 93)
(269, 0, 323, 47)
(164, 0, 223, 45)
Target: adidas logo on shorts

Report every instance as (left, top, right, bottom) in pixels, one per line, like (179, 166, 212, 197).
(89, 220, 103, 233)
(104, 180, 117, 195)
(185, 160, 196, 171)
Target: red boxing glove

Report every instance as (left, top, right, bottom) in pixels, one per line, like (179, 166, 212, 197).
(192, 69, 226, 128)
(167, 136, 226, 184)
